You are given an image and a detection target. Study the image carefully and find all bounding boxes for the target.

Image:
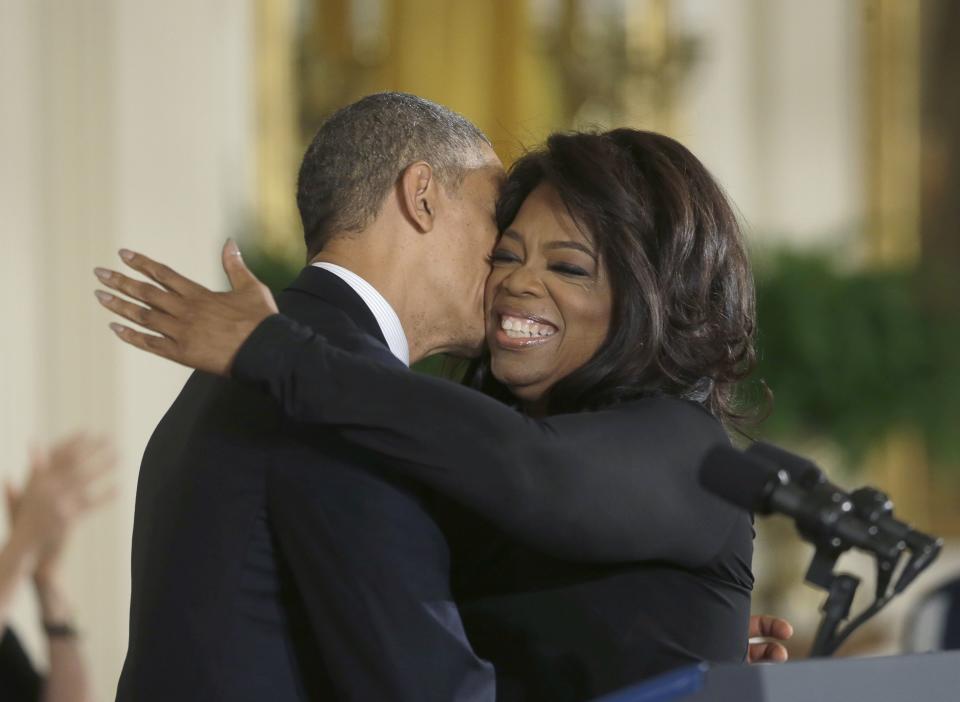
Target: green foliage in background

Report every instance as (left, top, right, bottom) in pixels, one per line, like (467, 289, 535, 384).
(753, 251, 960, 467)
(245, 243, 960, 467)
(243, 245, 306, 293)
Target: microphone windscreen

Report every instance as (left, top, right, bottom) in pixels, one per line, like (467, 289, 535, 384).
(699, 445, 781, 513)
(747, 441, 822, 488)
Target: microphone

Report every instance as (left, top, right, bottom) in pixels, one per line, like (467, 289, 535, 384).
(747, 441, 824, 488)
(702, 441, 943, 658)
(847, 485, 942, 593)
(747, 442, 941, 594)
(700, 445, 904, 560)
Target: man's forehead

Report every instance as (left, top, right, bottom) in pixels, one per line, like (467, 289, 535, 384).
(484, 164, 507, 192)
(465, 162, 506, 199)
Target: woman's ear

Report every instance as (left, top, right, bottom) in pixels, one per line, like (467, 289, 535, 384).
(397, 161, 437, 233)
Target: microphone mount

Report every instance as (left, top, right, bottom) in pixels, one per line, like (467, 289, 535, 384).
(700, 442, 942, 658)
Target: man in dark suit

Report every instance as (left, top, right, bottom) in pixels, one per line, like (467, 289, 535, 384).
(112, 92, 504, 701)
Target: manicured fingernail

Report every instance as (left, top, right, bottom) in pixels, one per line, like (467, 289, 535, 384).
(94, 267, 112, 280)
(119, 249, 134, 261)
(225, 238, 241, 257)
(94, 290, 114, 303)
(109, 322, 125, 335)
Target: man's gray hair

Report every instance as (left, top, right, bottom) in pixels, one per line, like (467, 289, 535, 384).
(297, 92, 492, 255)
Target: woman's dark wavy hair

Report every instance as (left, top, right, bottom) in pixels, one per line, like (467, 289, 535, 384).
(465, 129, 760, 428)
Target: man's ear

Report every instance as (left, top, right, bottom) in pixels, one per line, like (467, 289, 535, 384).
(398, 161, 438, 233)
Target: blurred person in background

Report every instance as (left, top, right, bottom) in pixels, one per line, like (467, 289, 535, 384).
(97, 123, 792, 699)
(0, 435, 115, 702)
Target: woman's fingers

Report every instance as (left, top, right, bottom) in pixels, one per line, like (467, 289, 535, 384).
(108, 322, 184, 366)
(750, 615, 794, 641)
(94, 289, 180, 339)
(96, 246, 277, 375)
(748, 640, 789, 663)
(221, 239, 260, 291)
(94, 267, 182, 315)
(747, 614, 793, 664)
(118, 248, 208, 296)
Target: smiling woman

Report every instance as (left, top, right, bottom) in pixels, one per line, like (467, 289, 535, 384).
(484, 183, 614, 409)
(469, 129, 757, 421)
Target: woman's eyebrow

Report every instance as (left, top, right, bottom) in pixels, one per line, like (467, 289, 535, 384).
(545, 240, 598, 260)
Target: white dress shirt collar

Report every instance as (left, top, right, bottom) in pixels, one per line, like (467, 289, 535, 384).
(311, 262, 410, 367)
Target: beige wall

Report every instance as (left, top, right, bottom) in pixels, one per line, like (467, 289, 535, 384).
(679, 0, 865, 248)
(0, 0, 254, 697)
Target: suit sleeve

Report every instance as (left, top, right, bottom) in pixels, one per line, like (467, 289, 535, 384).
(235, 314, 742, 566)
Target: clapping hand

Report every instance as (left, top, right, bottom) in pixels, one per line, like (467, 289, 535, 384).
(5, 435, 116, 584)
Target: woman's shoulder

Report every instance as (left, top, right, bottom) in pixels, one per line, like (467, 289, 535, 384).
(592, 395, 752, 573)
(605, 395, 728, 439)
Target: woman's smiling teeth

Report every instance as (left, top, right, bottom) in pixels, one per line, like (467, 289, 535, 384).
(500, 314, 557, 339)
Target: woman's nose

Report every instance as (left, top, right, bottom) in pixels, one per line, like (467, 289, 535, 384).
(501, 264, 544, 297)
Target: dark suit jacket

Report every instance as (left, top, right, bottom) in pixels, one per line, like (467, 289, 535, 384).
(116, 267, 494, 702)
(231, 315, 755, 700)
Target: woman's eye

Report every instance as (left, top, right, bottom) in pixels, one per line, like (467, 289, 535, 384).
(551, 263, 590, 277)
(488, 250, 520, 264)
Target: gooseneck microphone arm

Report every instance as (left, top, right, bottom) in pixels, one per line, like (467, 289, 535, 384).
(700, 443, 942, 658)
